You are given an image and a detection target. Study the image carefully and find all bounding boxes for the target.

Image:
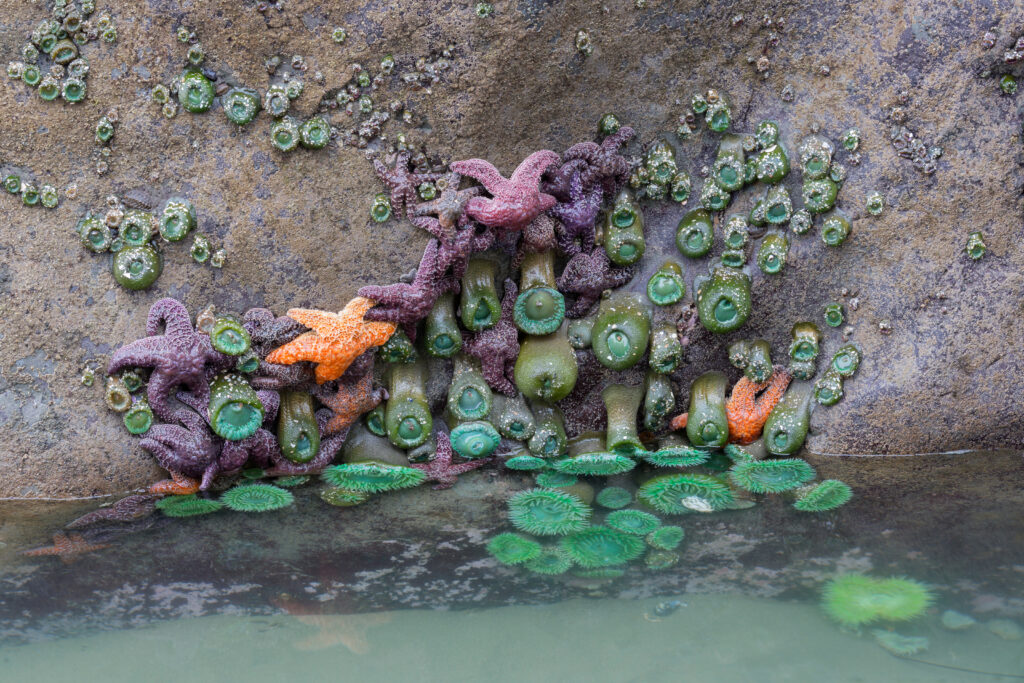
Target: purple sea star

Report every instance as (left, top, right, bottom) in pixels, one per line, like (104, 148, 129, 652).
(408, 171, 481, 243)
(549, 167, 603, 257)
(139, 407, 220, 483)
(462, 279, 519, 396)
(563, 126, 635, 194)
(108, 299, 231, 422)
(243, 307, 309, 358)
(372, 151, 444, 220)
(65, 494, 158, 529)
(451, 150, 561, 231)
(411, 428, 490, 490)
(359, 239, 461, 326)
(557, 246, 635, 317)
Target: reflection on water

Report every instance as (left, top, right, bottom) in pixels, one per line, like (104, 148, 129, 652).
(1, 451, 1022, 681)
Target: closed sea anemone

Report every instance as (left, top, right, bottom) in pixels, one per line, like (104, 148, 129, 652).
(155, 494, 223, 518)
(822, 574, 934, 627)
(220, 484, 294, 512)
(793, 480, 853, 512)
(321, 463, 426, 493)
(487, 532, 542, 565)
(637, 473, 735, 513)
(729, 458, 816, 494)
(507, 488, 592, 536)
(560, 525, 645, 568)
(524, 546, 575, 575)
(646, 525, 685, 550)
(605, 509, 661, 535)
(595, 486, 633, 509)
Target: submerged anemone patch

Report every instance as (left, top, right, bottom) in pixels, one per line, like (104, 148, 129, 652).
(551, 452, 636, 476)
(319, 487, 371, 507)
(487, 533, 542, 565)
(872, 630, 929, 656)
(728, 458, 816, 494)
(637, 473, 735, 513)
(642, 445, 710, 468)
(155, 494, 223, 518)
(560, 526, 645, 568)
(605, 509, 661, 535)
(321, 463, 426, 493)
(646, 525, 685, 550)
(504, 454, 548, 471)
(793, 480, 853, 512)
(523, 546, 575, 575)
(595, 486, 633, 509)
(507, 488, 592, 536)
(821, 575, 934, 627)
(535, 471, 578, 488)
(220, 484, 294, 512)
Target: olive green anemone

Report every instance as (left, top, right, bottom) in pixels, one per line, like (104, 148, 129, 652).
(221, 484, 294, 512)
(642, 435, 710, 468)
(605, 509, 661, 535)
(155, 494, 223, 518)
(728, 458, 816, 494)
(637, 473, 735, 513)
(487, 532, 542, 565)
(793, 480, 853, 512)
(507, 488, 592, 536)
(822, 575, 933, 627)
(524, 545, 575, 575)
(646, 525, 685, 550)
(552, 433, 636, 476)
(595, 486, 633, 509)
(560, 525, 645, 568)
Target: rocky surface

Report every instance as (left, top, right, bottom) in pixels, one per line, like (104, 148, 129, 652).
(0, 0, 1022, 498)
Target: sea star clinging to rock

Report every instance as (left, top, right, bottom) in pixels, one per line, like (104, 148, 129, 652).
(411, 428, 491, 490)
(557, 246, 635, 317)
(21, 532, 111, 563)
(462, 278, 519, 395)
(372, 150, 444, 219)
(313, 369, 387, 435)
(266, 297, 396, 384)
(451, 150, 561, 231)
(562, 126, 635, 194)
(359, 239, 461, 326)
(408, 170, 481, 243)
(725, 367, 793, 445)
(549, 166, 603, 257)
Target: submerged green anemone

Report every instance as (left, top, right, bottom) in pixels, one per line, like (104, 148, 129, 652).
(646, 525, 685, 550)
(728, 458, 816, 494)
(273, 475, 310, 488)
(793, 480, 853, 512)
(524, 546, 575, 575)
(605, 509, 661, 535)
(507, 488, 591, 536)
(319, 486, 371, 507)
(220, 484, 294, 512)
(321, 462, 426, 493)
(560, 525, 645, 568)
(535, 471, 578, 488)
(822, 575, 933, 627)
(504, 454, 548, 471)
(637, 473, 735, 513)
(155, 494, 223, 518)
(552, 452, 635, 476)
(595, 486, 633, 509)
(487, 532, 542, 565)
(872, 630, 929, 656)
(642, 443, 710, 468)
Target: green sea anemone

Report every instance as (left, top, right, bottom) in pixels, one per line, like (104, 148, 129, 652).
(319, 486, 371, 507)
(602, 384, 646, 456)
(424, 293, 462, 358)
(514, 322, 578, 402)
(793, 480, 853, 512)
(560, 526, 645, 568)
(122, 399, 153, 434)
(645, 549, 679, 570)
(695, 267, 751, 334)
(491, 393, 536, 441)
(685, 371, 729, 448)
(591, 292, 651, 371)
(487, 533, 542, 565)
(762, 382, 814, 456)
(507, 488, 591, 536)
(553, 433, 635, 476)
(535, 471, 578, 488)
(595, 486, 632, 509)
(223, 87, 260, 125)
(210, 317, 252, 356)
(637, 473, 735, 514)
(321, 462, 425, 493)
(277, 390, 320, 464)
(447, 356, 493, 421)
(646, 525, 685, 550)
(384, 358, 432, 449)
(449, 421, 501, 459)
(221, 484, 294, 512)
(729, 458, 816, 494)
(605, 509, 661, 535)
(676, 208, 714, 258)
(504, 453, 548, 470)
(378, 328, 416, 364)
(155, 494, 223, 517)
(602, 189, 645, 266)
(643, 435, 710, 468)
(821, 575, 934, 627)
(524, 546, 575, 575)
(649, 323, 683, 374)
(528, 403, 568, 458)
(646, 261, 685, 306)
(208, 373, 264, 441)
(273, 475, 310, 488)
(460, 257, 501, 331)
(112, 245, 162, 290)
(643, 371, 675, 432)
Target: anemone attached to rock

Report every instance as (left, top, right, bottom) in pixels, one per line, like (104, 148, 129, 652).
(535, 471, 578, 488)
(507, 488, 592, 536)
(822, 575, 934, 627)
(646, 525, 685, 550)
(793, 479, 853, 512)
(220, 484, 294, 512)
(595, 486, 633, 509)
(729, 458, 816, 494)
(560, 525, 645, 568)
(487, 532, 542, 565)
(155, 494, 223, 518)
(524, 545, 575, 575)
(319, 487, 371, 507)
(605, 509, 661, 535)
(637, 473, 735, 513)
(320, 462, 426, 493)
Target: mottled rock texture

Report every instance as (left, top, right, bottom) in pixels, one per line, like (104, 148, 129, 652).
(0, 0, 1021, 497)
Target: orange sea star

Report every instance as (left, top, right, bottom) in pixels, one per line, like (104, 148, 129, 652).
(149, 469, 201, 495)
(725, 368, 792, 445)
(313, 370, 387, 436)
(21, 532, 111, 563)
(265, 297, 396, 384)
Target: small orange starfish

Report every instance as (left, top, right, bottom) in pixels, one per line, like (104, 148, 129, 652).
(265, 297, 396, 384)
(149, 469, 200, 495)
(21, 532, 111, 563)
(314, 372, 387, 435)
(725, 367, 792, 445)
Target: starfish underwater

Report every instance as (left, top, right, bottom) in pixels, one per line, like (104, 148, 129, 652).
(271, 594, 392, 654)
(21, 532, 111, 563)
(462, 278, 519, 395)
(66, 494, 158, 529)
(266, 297, 396, 384)
(411, 427, 491, 490)
(451, 150, 561, 231)
(557, 246, 636, 317)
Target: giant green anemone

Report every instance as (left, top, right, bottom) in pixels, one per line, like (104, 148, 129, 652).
(793, 479, 853, 512)
(821, 575, 934, 627)
(646, 525, 685, 550)
(220, 484, 294, 512)
(321, 462, 426, 493)
(319, 486, 371, 507)
(728, 458, 816, 494)
(487, 533, 542, 565)
(595, 486, 633, 509)
(155, 494, 223, 518)
(523, 546, 575, 575)
(560, 526, 645, 568)
(551, 452, 635, 476)
(535, 471, 578, 488)
(637, 473, 735, 513)
(642, 437, 710, 468)
(507, 488, 592, 536)
(605, 509, 661, 535)
(503, 453, 548, 471)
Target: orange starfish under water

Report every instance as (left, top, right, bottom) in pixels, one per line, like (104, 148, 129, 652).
(272, 594, 392, 654)
(669, 367, 792, 445)
(265, 297, 396, 384)
(314, 371, 387, 435)
(21, 532, 111, 563)
(726, 367, 792, 445)
(149, 469, 200, 495)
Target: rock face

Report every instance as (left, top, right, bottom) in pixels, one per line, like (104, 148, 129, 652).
(0, 0, 1021, 497)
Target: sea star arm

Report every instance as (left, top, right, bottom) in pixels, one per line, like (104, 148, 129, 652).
(509, 150, 562, 189)
(450, 158, 508, 194)
(146, 298, 196, 339)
